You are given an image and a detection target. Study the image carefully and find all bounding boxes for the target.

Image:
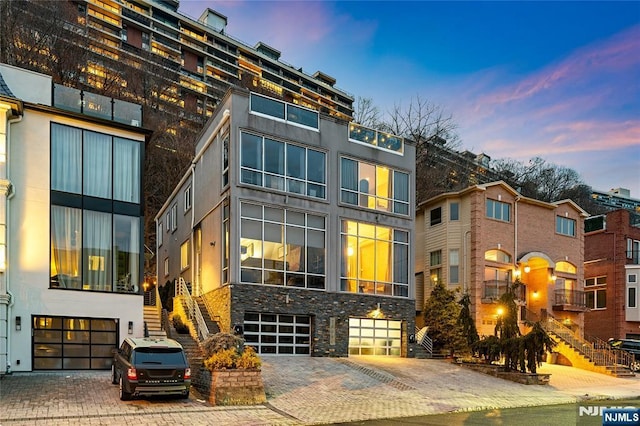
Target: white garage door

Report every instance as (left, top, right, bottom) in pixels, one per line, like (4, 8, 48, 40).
(244, 312, 311, 355)
(348, 318, 402, 356)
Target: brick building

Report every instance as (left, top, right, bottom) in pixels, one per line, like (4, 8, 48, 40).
(416, 181, 589, 337)
(584, 209, 640, 340)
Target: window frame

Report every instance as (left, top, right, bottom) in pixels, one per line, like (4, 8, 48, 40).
(183, 185, 192, 213)
(556, 215, 576, 237)
(430, 207, 442, 226)
(486, 199, 510, 222)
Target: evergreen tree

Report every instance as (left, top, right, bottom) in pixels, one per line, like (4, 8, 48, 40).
(458, 292, 479, 351)
(423, 281, 465, 356)
(494, 281, 521, 371)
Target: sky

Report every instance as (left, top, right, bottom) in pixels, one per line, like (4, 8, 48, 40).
(178, 1, 640, 196)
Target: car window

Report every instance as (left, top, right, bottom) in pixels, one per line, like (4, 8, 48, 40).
(132, 348, 185, 364)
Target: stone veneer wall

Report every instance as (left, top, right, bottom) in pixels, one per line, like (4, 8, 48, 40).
(202, 286, 232, 333)
(201, 283, 417, 357)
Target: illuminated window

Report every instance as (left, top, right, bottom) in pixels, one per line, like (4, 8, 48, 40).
(180, 240, 190, 270)
(340, 220, 409, 297)
(556, 261, 576, 274)
(240, 203, 325, 289)
(340, 157, 409, 215)
(485, 249, 512, 263)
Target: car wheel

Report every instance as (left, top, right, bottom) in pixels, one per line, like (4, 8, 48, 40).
(630, 361, 640, 372)
(111, 365, 118, 384)
(181, 390, 190, 399)
(119, 376, 132, 401)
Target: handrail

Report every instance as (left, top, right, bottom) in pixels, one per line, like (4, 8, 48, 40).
(155, 285, 162, 329)
(175, 277, 210, 341)
(542, 315, 632, 371)
(415, 326, 433, 356)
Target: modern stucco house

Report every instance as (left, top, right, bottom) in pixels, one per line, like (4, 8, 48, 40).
(0, 63, 149, 373)
(415, 181, 589, 337)
(156, 88, 416, 357)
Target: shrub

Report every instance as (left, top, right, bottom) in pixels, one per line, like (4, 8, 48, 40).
(201, 333, 261, 371)
(201, 333, 244, 358)
(172, 314, 189, 334)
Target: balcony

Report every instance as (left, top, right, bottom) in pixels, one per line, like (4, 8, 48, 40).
(53, 84, 142, 127)
(552, 289, 587, 312)
(481, 280, 526, 303)
(348, 122, 403, 154)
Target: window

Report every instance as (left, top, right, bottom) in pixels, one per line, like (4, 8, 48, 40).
(340, 158, 409, 215)
(240, 203, 325, 289)
(485, 249, 512, 263)
(180, 240, 190, 270)
(556, 216, 576, 237)
(340, 220, 409, 297)
(50, 207, 140, 293)
(51, 124, 141, 203)
(50, 124, 142, 294)
(628, 239, 640, 263)
(222, 200, 229, 284)
(183, 186, 191, 212)
(170, 204, 177, 232)
(222, 133, 229, 187)
(157, 222, 163, 247)
(585, 275, 606, 310)
(449, 249, 459, 285)
(430, 207, 442, 226)
(348, 122, 404, 154)
(586, 289, 606, 310)
(629, 274, 638, 284)
(249, 93, 319, 129)
(430, 250, 442, 266)
(556, 261, 576, 274)
(241, 132, 326, 199)
(165, 212, 170, 232)
(164, 258, 169, 277)
(430, 251, 443, 286)
(585, 276, 607, 286)
(486, 199, 510, 222)
(450, 202, 459, 221)
(629, 287, 637, 308)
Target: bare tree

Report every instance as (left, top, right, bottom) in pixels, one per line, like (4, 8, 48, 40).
(353, 96, 380, 128)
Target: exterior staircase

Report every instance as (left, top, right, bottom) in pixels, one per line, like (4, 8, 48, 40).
(195, 296, 221, 335)
(414, 327, 433, 359)
(168, 323, 205, 385)
(541, 315, 635, 378)
(142, 305, 167, 339)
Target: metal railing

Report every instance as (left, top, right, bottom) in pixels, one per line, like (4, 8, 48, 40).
(542, 315, 632, 372)
(553, 289, 586, 308)
(482, 281, 526, 301)
(415, 326, 433, 357)
(175, 277, 210, 342)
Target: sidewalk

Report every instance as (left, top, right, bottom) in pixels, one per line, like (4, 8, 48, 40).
(1, 357, 638, 425)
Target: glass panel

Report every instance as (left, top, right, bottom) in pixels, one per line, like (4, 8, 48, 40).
(83, 210, 112, 291)
(241, 132, 263, 170)
(307, 229, 324, 275)
(286, 226, 304, 272)
(307, 215, 325, 229)
(51, 206, 82, 290)
(63, 331, 90, 344)
(114, 215, 140, 293)
(51, 124, 82, 194)
(375, 239, 391, 283)
(242, 203, 263, 219)
(91, 319, 117, 331)
(34, 343, 62, 357)
(250, 93, 285, 119)
(307, 150, 325, 183)
(64, 358, 90, 369)
(113, 137, 140, 203)
(394, 244, 408, 284)
(33, 330, 61, 343)
(34, 358, 63, 369)
(286, 211, 305, 226)
(286, 144, 305, 179)
(64, 344, 90, 357)
(83, 131, 112, 199)
(287, 104, 318, 128)
(264, 138, 285, 175)
(264, 206, 284, 223)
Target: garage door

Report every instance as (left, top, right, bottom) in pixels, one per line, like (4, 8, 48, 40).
(244, 313, 311, 355)
(348, 318, 402, 356)
(32, 315, 118, 370)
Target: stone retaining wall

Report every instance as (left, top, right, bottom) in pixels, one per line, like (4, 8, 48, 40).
(194, 368, 266, 406)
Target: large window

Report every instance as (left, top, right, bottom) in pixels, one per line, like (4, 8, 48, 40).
(51, 124, 141, 203)
(486, 199, 510, 222)
(556, 216, 576, 237)
(340, 157, 409, 215)
(585, 276, 606, 310)
(240, 203, 325, 289)
(50, 207, 140, 293)
(241, 132, 326, 199)
(50, 123, 142, 294)
(449, 249, 459, 285)
(340, 220, 409, 297)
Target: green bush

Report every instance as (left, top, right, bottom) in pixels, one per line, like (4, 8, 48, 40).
(201, 333, 244, 358)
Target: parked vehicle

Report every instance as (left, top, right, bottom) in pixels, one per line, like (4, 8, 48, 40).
(111, 337, 191, 400)
(608, 338, 640, 372)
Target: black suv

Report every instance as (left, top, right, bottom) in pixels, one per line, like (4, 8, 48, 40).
(111, 337, 191, 400)
(608, 338, 640, 372)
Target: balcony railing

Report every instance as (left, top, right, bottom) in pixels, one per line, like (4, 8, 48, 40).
(482, 280, 526, 302)
(348, 122, 403, 154)
(553, 289, 587, 311)
(53, 84, 142, 127)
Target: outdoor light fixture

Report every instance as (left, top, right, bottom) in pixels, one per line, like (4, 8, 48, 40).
(15, 316, 21, 331)
(496, 307, 504, 317)
(524, 266, 531, 274)
(532, 290, 539, 299)
(128, 321, 133, 335)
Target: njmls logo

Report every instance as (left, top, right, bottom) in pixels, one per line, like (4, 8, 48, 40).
(578, 406, 637, 417)
(602, 408, 640, 426)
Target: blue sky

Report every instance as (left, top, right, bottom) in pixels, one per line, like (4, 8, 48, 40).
(179, 1, 640, 196)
